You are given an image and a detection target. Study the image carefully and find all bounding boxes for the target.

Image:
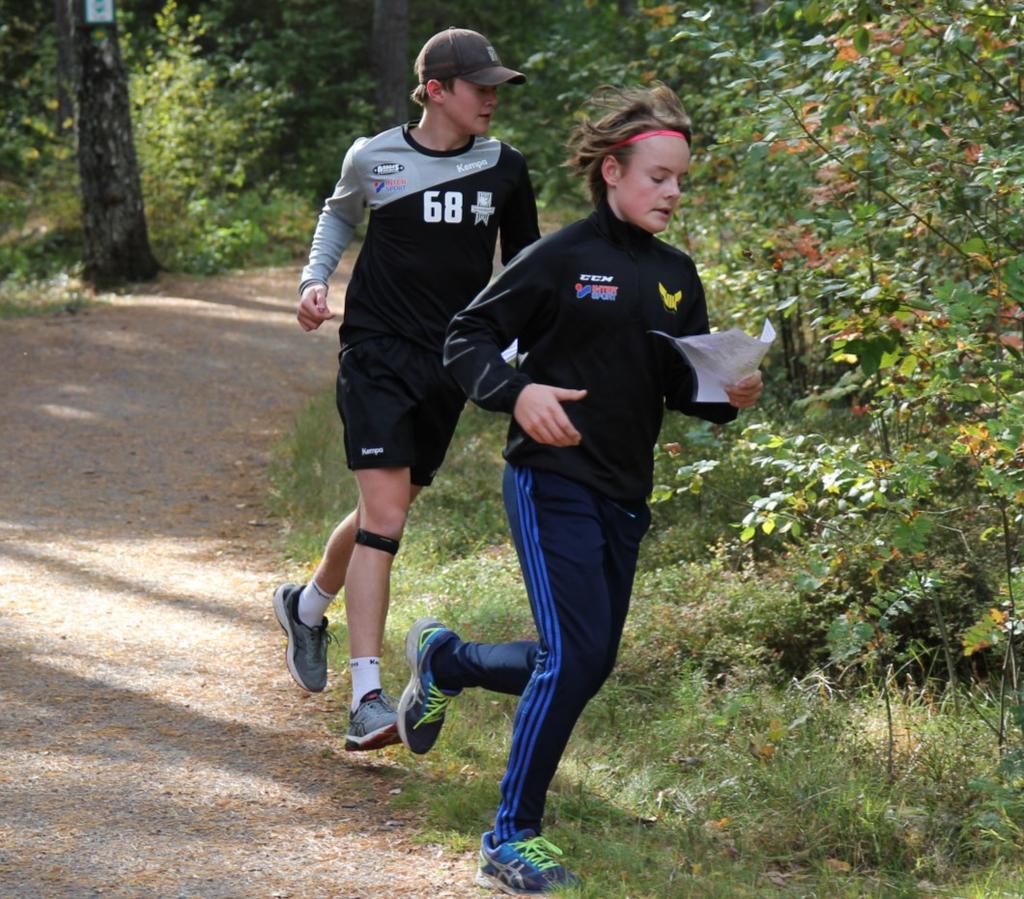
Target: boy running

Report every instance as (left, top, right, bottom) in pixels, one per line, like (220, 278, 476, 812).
(274, 27, 539, 752)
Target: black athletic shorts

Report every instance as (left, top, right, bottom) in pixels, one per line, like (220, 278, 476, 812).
(336, 335, 466, 486)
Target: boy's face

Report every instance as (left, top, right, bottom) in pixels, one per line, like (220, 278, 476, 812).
(430, 78, 499, 136)
(603, 136, 691, 234)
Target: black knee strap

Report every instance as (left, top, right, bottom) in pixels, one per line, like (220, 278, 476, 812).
(355, 528, 400, 556)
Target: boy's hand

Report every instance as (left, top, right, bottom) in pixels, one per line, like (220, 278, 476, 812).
(513, 384, 588, 447)
(725, 371, 763, 409)
(297, 283, 336, 331)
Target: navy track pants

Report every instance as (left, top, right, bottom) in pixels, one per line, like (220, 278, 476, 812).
(432, 464, 651, 839)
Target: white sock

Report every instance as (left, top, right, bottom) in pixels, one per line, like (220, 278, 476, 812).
(350, 657, 382, 711)
(297, 580, 335, 628)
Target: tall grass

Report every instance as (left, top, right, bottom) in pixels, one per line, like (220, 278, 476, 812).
(268, 392, 1024, 897)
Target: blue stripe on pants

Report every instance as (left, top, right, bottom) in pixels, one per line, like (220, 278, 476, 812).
(494, 464, 650, 840)
(496, 465, 562, 839)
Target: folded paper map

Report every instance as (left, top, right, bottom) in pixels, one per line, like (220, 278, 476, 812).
(651, 320, 775, 403)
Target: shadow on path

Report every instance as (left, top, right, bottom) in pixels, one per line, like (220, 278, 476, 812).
(0, 540, 268, 629)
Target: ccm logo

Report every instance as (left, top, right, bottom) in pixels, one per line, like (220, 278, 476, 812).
(579, 273, 614, 282)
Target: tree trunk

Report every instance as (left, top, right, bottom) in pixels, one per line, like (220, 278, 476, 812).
(371, 0, 409, 129)
(64, 0, 159, 286)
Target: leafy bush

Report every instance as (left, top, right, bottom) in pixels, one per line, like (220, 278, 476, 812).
(1, 174, 86, 317)
(625, 549, 828, 679)
(0, 7, 82, 291)
(653, 2, 1023, 708)
(128, 1, 305, 273)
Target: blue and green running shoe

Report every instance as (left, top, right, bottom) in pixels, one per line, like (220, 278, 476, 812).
(396, 617, 459, 755)
(476, 829, 580, 895)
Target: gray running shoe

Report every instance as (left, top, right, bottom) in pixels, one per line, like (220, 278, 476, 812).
(397, 617, 460, 755)
(346, 689, 400, 752)
(273, 583, 329, 692)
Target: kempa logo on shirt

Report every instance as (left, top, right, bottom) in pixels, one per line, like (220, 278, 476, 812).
(456, 159, 490, 174)
(372, 162, 405, 176)
(361, 446, 384, 456)
(471, 191, 495, 226)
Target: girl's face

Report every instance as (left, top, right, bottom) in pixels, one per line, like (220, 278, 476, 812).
(602, 135, 691, 233)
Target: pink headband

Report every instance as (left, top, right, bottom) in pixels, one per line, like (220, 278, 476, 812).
(607, 129, 689, 152)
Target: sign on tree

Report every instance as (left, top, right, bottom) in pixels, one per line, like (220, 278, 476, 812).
(84, 0, 115, 25)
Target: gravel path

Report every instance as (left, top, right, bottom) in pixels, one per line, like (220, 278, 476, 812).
(0, 268, 481, 898)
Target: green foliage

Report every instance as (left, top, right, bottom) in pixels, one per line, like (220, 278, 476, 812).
(651, 2, 1023, 708)
(971, 746, 1024, 851)
(0, 1, 68, 184)
(627, 549, 832, 678)
(492, 2, 649, 207)
(0, 171, 84, 313)
(129, 2, 279, 193)
(210, 0, 378, 196)
(268, 388, 356, 566)
(0, 271, 90, 319)
(126, 2, 308, 273)
(0, 1, 83, 297)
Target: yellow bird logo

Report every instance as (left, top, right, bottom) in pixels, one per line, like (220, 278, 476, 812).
(659, 282, 682, 312)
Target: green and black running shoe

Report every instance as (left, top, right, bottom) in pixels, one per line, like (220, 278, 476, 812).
(397, 617, 460, 755)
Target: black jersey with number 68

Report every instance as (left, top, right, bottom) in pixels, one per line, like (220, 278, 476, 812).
(300, 124, 539, 352)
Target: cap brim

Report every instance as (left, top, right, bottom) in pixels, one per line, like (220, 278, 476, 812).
(462, 65, 526, 86)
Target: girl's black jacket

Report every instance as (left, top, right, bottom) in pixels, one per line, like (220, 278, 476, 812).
(444, 199, 737, 503)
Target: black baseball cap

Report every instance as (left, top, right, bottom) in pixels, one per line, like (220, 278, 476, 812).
(415, 27, 526, 86)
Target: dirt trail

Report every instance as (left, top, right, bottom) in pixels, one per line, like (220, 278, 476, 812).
(0, 268, 479, 898)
